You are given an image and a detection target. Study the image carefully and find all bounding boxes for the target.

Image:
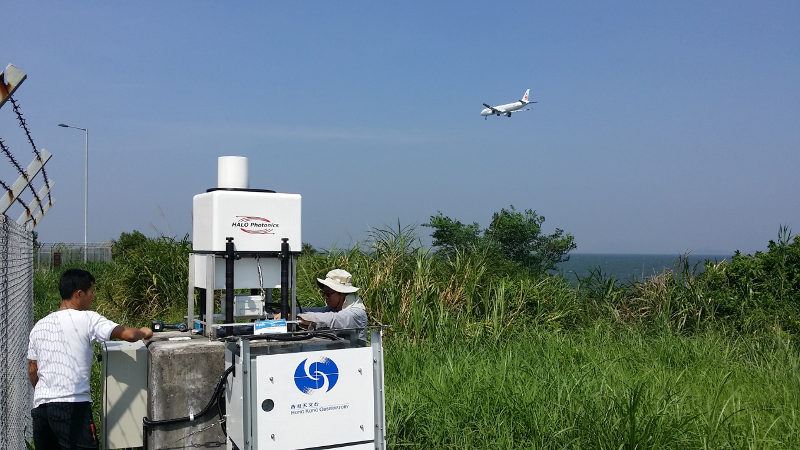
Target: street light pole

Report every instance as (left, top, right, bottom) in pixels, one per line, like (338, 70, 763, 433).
(58, 123, 89, 263)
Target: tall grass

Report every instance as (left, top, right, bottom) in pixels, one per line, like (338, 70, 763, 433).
(298, 225, 800, 341)
(385, 325, 800, 449)
(35, 225, 796, 341)
(33, 261, 114, 321)
(96, 234, 191, 324)
(298, 224, 582, 339)
(577, 232, 800, 339)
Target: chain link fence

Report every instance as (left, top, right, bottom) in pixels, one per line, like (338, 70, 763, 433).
(0, 216, 34, 449)
(35, 242, 113, 270)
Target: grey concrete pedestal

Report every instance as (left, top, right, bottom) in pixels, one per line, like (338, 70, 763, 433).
(146, 333, 227, 449)
(145, 332, 357, 449)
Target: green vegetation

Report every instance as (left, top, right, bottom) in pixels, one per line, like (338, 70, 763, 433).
(424, 206, 577, 276)
(32, 219, 800, 448)
(386, 326, 800, 448)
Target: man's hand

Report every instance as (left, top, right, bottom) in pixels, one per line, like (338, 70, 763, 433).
(272, 313, 309, 326)
(111, 326, 153, 342)
(140, 327, 154, 340)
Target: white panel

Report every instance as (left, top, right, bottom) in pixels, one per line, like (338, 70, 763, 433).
(193, 191, 301, 252)
(103, 341, 147, 449)
(17, 179, 54, 225)
(214, 257, 281, 290)
(191, 254, 208, 289)
(0, 150, 52, 215)
(254, 347, 375, 450)
(192, 255, 281, 290)
(226, 348, 245, 449)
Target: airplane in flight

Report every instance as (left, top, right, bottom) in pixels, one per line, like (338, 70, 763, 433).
(481, 89, 536, 119)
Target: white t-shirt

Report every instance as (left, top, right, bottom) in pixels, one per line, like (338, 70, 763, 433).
(27, 309, 119, 408)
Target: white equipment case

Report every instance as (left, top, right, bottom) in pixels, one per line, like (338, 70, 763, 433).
(224, 329, 386, 450)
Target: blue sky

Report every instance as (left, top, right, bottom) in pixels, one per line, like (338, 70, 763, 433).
(2, 1, 798, 254)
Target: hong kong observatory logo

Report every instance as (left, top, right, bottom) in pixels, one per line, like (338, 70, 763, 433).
(294, 357, 339, 395)
(231, 216, 280, 234)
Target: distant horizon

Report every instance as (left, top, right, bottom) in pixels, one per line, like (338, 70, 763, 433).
(36, 236, 746, 258)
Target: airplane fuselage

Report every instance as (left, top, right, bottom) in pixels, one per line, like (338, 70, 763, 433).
(480, 101, 528, 117)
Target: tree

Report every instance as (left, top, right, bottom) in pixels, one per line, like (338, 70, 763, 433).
(112, 230, 148, 259)
(485, 206, 576, 272)
(422, 213, 482, 257)
(424, 206, 577, 275)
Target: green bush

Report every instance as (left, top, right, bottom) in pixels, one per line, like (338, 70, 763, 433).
(424, 206, 577, 276)
(699, 226, 800, 335)
(97, 233, 191, 325)
(575, 227, 800, 338)
(111, 230, 148, 259)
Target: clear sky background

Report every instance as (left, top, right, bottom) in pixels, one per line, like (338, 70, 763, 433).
(2, 2, 798, 254)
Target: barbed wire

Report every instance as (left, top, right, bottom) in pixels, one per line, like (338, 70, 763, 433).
(0, 134, 44, 217)
(9, 96, 52, 206)
(0, 163, 31, 218)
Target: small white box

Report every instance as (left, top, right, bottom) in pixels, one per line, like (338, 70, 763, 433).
(234, 294, 264, 317)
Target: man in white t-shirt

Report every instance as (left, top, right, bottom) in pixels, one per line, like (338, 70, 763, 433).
(27, 269, 153, 449)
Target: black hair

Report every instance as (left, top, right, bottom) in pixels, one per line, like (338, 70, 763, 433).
(59, 269, 95, 300)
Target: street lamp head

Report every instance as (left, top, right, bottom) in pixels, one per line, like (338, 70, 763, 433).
(59, 123, 87, 131)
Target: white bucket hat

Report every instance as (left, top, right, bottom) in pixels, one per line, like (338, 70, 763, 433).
(316, 269, 360, 294)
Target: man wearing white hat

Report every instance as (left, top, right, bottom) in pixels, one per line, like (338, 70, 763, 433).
(279, 269, 368, 342)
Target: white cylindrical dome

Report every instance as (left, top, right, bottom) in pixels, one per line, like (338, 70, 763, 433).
(217, 156, 249, 189)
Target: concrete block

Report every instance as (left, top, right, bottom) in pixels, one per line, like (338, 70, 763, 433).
(145, 331, 359, 449)
(146, 334, 227, 449)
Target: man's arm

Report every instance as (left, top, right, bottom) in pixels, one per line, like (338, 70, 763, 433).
(110, 326, 153, 342)
(273, 306, 332, 321)
(28, 360, 38, 388)
(298, 308, 367, 330)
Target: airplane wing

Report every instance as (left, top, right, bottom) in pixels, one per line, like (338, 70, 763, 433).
(483, 103, 502, 114)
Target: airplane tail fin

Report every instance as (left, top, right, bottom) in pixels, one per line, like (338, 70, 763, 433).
(522, 89, 530, 103)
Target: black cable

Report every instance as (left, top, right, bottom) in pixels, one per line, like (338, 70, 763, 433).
(220, 330, 341, 343)
(143, 364, 234, 427)
(218, 383, 227, 436)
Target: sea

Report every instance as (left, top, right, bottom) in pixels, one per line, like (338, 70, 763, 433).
(553, 253, 733, 284)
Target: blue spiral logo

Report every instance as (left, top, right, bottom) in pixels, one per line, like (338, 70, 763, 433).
(294, 357, 339, 395)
